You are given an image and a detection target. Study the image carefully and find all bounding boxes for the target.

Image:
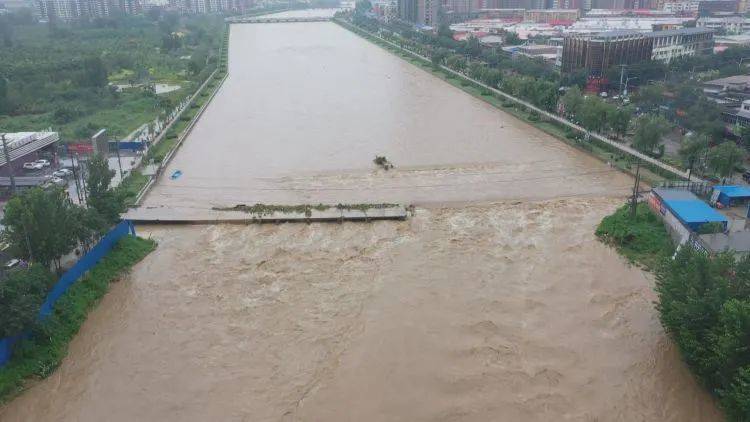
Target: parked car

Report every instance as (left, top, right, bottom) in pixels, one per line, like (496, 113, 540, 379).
(742, 171, 750, 183)
(35, 159, 51, 167)
(42, 177, 66, 189)
(49, 176, 66, 187)
(23, 162, 43, 170)
(52, 169, 73, 178)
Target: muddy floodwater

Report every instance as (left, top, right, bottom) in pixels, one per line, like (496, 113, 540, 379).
(141, 19, 634, 217)
(1, 15, 722, 422)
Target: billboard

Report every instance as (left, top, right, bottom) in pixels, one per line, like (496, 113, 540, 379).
(91, 128, 107, 156)
(67, 143, 94, 154)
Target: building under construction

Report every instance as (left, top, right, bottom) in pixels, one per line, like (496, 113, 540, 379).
(561, 31, 653, 76)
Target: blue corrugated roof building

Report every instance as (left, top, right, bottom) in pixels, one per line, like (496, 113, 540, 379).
(653, 188, 728, 232)
(713, 185, 750, 207)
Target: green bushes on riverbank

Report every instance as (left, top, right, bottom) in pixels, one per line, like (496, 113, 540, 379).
(597, 203, 750, 419)
(595, 203, 674, 270)
(657, 247, 750, 420)
(0, 236, 156, 404)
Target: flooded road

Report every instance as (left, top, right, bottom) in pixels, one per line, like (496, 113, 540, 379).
(1, 16, 721, 422)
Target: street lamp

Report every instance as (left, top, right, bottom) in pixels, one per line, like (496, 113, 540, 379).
(623, 76, 638, 98)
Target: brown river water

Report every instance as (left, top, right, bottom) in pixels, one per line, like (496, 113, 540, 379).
(0, 13, 722, 422)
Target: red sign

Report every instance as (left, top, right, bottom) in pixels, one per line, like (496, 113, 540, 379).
(67, 143, 94, 154)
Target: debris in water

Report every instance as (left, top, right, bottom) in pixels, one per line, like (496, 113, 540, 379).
(374, 155, 394, 170)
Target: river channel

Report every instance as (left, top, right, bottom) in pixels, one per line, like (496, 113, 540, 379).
(0, 11, 721, 421)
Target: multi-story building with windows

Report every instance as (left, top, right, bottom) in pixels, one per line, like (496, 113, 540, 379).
(562, 27, 713, 75)
(662, 0, 699, 13)
(523, 8, 579, 23)
(697, 16, 750, 34)
(562, 31, 652, 75)
(398, 0, 438, 25)
(648, 27, 714, 63)
(36, 0, 141, 21)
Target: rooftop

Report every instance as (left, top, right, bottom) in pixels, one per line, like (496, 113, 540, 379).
(0, 132, 60, 167)
(704, 74, 750, 88)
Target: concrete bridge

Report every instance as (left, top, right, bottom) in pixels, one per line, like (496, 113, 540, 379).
(226, 16, 331, 24)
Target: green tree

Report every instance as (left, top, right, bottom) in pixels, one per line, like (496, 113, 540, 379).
(354, 0, 372, 13)
(679, 133, 709, 175)
(504, 31, 521, 45)
(2, 188, 79, 271)
(632, 114, 670, 154)
(579, 96, 609, 132)
(560, 86, 583, 117)
(430, 48, 447, 67)
(0, 15, 13, 47)
(634, 84, 664, 111)
(721, 366, 750, 420)
(709, 141, 746, 181)
(86, 154, 123, 224)
(656, 248, 750, 419)
(0, 77, 8, 114)
(465, 36, 481, 58)
(445, 54, 466, 71)
(81, 56, 108, 88)
(437, 23, 453, 39)
(607, 106, 632, 139)
(0, 266, 55, 338)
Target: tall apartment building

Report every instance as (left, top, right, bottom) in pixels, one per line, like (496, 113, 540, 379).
(481, 0, 527, 7)
(398, 0, 437, 25)
(37, 0, 140, 20)
(174, 0, 251, 13)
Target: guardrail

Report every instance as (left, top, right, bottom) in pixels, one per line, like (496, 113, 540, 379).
(335, 19, 698, 183)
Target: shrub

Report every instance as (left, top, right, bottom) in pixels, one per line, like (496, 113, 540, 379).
(699, 221, 726, 234)
(596, 203, 673, 269)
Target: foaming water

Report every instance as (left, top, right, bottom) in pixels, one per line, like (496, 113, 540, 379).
(0, 200, 720, 421)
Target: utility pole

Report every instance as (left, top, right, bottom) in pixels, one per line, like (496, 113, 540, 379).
(1, 133, 16, 195)
(114, 132, 123, 182)
(78, 156, 88, 204)
(631, 160, 641, 218)
(619, 65, 627, 97)
(70, 155, 83, 204)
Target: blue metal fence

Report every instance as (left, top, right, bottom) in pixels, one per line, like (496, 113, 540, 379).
(0, 220, 136, 367)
